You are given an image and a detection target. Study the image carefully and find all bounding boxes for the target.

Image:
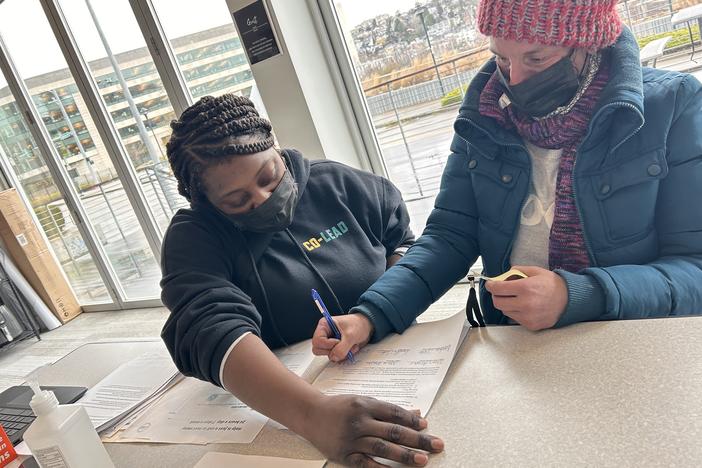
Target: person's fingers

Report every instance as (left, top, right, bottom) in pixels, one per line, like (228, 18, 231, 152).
(366, 419, 443, 454)
(368, 400, 428, 431)
(329, 332, 356, 362)
(356, 437, 430, 466)
(485, 278, 524, 296)
(312, 337, 339, 356)
(491, 295, 522, 312)
(345, 453, 390, 468)
(312, 318, 332, 339)
(311, 319, 334, 353)
(312, 336, 338, 350)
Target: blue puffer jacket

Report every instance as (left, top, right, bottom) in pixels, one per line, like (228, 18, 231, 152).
(356, 29, 702, 339)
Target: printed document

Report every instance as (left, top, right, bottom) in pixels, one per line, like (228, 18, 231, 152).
(312, 311, 466, 416)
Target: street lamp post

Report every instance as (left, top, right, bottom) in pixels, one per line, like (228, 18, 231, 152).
(417, 9, 446, 96)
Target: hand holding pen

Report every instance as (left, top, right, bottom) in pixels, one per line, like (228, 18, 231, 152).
(311, 289, 355, 363)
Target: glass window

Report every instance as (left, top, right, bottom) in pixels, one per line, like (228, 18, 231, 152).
(0, 73, 110, 304)
(0, 0, 161, 301)
(332, 0, 488, 234)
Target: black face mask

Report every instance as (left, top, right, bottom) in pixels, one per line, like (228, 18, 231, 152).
(496, 54, 581, 118)
(224, 169, 298, 233)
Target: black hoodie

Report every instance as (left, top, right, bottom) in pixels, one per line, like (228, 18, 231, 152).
(160, 149, 414, 386)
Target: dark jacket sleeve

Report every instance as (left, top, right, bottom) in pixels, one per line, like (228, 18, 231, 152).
(160, 215, 262, 387)
(556, 74, 702, 326)
(380, 177, 415, 254)
(355, 135, 480, 341)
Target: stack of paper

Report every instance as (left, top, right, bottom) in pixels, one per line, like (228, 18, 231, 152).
(105, 339, 320, 445)
(75, 351, 183, 435)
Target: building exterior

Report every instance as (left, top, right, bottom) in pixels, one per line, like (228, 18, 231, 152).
(0, 23, 255, 210)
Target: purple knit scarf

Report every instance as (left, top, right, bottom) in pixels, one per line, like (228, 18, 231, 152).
(478, 59, 610, 272)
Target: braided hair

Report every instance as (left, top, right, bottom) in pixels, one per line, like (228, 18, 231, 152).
(166, 94, 275, 205)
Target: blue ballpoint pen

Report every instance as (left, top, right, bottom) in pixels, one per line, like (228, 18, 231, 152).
(311, 289, 355, 363)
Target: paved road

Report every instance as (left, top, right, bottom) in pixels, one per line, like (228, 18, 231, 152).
(374, 106, 458, 232)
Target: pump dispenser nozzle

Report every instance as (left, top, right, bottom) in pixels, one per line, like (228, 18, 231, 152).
(25, 365, 58, 416)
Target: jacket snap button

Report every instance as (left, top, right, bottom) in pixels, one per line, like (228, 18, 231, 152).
(647, 164, 662, 176)
(468, 159, 477, 169)
(601, 184, 611, 195)
(501, 174, 513, 183)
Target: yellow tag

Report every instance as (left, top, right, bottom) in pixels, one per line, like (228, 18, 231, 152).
(485, 268, 528, 282)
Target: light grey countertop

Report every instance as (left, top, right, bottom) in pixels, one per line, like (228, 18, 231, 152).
(36, 316, 702, 467)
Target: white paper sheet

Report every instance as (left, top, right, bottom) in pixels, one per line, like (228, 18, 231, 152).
(76, 351, 179, 431)
(312, 311, 466, 416)
(194, 453, 326, 468)
(111, 339, 319, 444)
(116, 377, 269, 444)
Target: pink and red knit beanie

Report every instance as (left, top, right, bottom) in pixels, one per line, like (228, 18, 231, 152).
(477, 0, 623, 49)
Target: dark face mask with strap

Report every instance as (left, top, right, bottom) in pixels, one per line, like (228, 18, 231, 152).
(224, 169, 298, 233)
(496, 51, 581, 118)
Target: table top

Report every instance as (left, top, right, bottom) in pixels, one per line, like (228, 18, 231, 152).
(671, 4, 702, 25)
(36, 316, 702, 467)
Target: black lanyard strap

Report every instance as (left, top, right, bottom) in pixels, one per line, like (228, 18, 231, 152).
(465, 276, 485, 327)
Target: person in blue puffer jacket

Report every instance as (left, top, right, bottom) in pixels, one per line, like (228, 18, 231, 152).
(312, 0, 702, 360)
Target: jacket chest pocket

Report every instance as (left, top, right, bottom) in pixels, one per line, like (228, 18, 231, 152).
(590, 148, 668, 243)
(468, 153, 524, 229)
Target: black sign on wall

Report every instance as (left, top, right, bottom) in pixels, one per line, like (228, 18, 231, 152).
(232, 0, 281, 65)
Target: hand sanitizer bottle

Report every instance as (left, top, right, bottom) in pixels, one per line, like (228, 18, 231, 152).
(22, 373, 114, 468)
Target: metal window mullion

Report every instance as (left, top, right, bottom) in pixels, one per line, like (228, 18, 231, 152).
(313, 0, 388, 178)
(129, 0, 193, 117)
(0, 33, 124, 308)
(40, 0, 163, 262)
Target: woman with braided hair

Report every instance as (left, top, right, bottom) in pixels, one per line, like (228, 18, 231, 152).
(160, 94, 444, 466)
